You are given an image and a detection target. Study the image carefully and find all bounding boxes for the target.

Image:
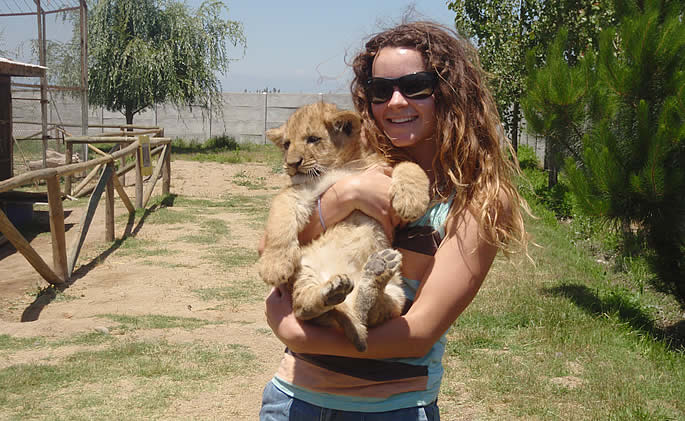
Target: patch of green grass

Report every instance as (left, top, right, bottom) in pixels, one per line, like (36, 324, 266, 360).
(178, 218, 229, 244)
(141, 207, 190, 225)
(172, 140, 282, 169)
(0, 339, 257, 420)
(0, 334, 46, 351)
(209, 247, 259, 270)
(95, 314, 220, 332)
(200, 218, 229, 235)
(178, 232, 217, 244)
(0, 331, 116, 353)
(51, 331, 115, 347)
(136, 193, 270, 222)
(232, 170, 267, 190)
(441, 203, 685, 420)
(116, 237, 175, 258)
(193, 281, 266, 305)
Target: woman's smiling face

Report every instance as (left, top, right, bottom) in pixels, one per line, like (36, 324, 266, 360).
(370, 47, 437, 150)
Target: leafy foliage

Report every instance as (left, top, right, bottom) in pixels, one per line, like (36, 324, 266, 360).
(523, 1, 685, 299)
(448, 0, 537, 150)
(448, 0, 614, 154)
(88, 0, 245, 124)
(522, 28, 593, 187)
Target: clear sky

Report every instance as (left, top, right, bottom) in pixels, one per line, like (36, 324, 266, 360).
(0, 1, 456, 93)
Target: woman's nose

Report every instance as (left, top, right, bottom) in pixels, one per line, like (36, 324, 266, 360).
(387, 87, 408, 107)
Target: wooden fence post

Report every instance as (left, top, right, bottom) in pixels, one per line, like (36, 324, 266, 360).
(105, 162, 115, 242)
(65, 141, 73, 196)
(158, 129, 170, 196)
(0, 209, 63, 284)
(67, 164, 113, 278)
(135, 144, 143, 209)
(162, 145, 171, 196)
(46, 175, 68, 282)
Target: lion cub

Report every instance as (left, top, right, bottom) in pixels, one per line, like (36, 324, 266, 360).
(257, 102, 429, 352)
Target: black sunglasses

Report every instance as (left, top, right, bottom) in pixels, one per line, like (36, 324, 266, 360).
(365, 72, 437, 104)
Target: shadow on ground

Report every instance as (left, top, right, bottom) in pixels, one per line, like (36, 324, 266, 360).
(19, 195, 178, 322)
(544, 282, 684, 350)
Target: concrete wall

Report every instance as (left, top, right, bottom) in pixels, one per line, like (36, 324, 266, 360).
(11, 91, 544, 162)
(11, 92, 354, 145)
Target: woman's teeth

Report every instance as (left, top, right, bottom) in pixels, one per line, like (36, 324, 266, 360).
(389, 117, 415, 123)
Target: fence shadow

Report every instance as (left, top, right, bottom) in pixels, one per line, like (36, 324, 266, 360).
(20, 195, 178, 322)
(542, 282, 684, 351)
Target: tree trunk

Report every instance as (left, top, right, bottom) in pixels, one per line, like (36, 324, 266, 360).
(125, 108, 134, 126)
(511, 101, 520, 152)
(545, 138, 558, 188)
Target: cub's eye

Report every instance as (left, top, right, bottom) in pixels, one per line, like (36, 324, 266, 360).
(283, 141, 290, 150)
(306, 136, 321, 144)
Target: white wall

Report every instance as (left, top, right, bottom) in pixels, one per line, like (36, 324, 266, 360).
(12, 92, 354, 144)
(12, 91, 545, 162)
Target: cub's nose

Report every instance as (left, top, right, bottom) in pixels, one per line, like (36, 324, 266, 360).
(287, 158, 303, 170)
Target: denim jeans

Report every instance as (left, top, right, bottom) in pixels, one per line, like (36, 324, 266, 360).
(259, 381, 440, 421)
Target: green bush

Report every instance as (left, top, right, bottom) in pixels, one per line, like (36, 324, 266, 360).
(205, 135, 239, 151)
(517, 144, 540, 170)
(171, 138, 203, 153)
(516, 145, 671, 300)
(517, 145, 573, 219)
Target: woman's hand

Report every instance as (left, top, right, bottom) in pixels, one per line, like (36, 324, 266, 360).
(298, 164, 400, 245)
(265, 285, 303, 347)
(339, 164, 400, 239)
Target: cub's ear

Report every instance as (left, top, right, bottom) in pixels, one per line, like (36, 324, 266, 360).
(265, 125, 286, 148)
(325, 110, 362, 141)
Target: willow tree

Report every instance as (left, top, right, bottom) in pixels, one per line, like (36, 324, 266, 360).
(88, 0, 245, 125)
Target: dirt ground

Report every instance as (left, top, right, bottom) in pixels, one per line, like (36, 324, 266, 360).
(0, 160, 289, 419)
(0, 159, 481, 420)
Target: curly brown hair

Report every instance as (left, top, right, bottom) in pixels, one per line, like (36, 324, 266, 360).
(350, 21, 529, 254)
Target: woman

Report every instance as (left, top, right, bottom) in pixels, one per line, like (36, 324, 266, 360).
(260, 21, 529, 420)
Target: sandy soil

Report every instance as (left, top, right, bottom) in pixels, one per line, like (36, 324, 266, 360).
(0, 160, 289, 419)
(0, 159, 480, 420)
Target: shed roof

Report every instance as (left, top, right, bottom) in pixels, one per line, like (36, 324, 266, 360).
(0, 57, 46, 77)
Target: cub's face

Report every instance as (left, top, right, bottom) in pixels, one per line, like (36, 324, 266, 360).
(266, 102, 362, 183)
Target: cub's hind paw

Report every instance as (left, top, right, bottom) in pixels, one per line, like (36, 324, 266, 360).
(363, 249, 402, 284)
(322, 274, 354, 307)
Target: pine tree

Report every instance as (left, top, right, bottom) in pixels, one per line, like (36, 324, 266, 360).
(522, 28, 589, 188)
(523, 1, 685, 298)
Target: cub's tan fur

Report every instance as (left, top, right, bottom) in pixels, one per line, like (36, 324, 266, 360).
(257, 102, 429, 352)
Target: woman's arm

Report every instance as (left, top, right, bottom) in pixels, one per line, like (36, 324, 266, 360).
(302, 164, 398, 243)
(265, 206, 500, 359)
(258, 165, 397, 254)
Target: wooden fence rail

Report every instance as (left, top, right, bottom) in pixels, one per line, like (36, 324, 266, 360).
(0, 134, 172, 285)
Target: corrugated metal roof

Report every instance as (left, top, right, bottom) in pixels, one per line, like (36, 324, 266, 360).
(0, 56, 47, 76)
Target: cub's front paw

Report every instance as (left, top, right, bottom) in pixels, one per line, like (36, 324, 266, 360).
(257, 248, 300, 286)
(390, 162, 430, 221)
